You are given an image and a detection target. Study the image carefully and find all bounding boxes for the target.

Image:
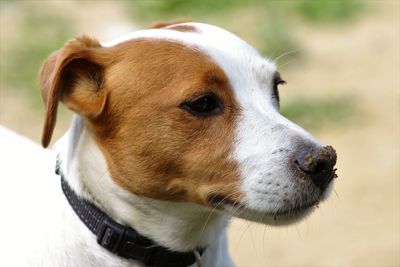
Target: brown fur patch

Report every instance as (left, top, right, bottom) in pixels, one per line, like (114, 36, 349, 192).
(149, 19, 191, 29)
(149, 19, 198, 33)
(166, 24, 198, 33)
(40, 36, 243, 206)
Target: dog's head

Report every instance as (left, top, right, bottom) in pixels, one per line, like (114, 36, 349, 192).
(40, 22, 337, 225)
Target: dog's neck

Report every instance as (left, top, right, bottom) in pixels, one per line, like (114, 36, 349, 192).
(55, 115, 229, 252)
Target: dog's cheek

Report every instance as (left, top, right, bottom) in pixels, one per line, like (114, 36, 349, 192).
(94, 113, 191, 201)
(174, 124, 244, 206)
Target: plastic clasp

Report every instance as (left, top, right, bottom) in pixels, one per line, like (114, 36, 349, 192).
(97, 218, 125, 253)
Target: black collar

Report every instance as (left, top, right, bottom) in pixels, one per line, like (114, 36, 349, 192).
(56, 164, 203, 267)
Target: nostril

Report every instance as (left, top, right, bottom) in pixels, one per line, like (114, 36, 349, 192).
(294, 145, 337, 190)
(295, 158, 329, 175)
(313, 160, 328, 175)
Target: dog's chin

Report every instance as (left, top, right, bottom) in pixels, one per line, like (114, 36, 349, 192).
(233, 204, 316, 226)
(216, 202, 316, 226)
(209, 181, 334, 226)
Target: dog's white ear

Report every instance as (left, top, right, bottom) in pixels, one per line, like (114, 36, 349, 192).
(39, 36, 108, 148)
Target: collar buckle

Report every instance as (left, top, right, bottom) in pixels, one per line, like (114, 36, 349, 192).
(97, 218, 125, 253)
(119, 233, 158, 266)
(97, 218, 157, 266)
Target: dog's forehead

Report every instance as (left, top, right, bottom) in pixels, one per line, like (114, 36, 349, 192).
(103, 22, 277, 88)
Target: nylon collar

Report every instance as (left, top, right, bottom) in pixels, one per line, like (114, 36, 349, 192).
(56, 162, 204, 267)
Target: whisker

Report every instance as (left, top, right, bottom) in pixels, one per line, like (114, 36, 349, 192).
(333, 189, 340, 199)
(277, 58, 296, 69)
(248, 222, 260, 262)
(262, 223, 268, 264)
(272, 49, 301, 64)
(234, 219, 252, 252)
(199, 189, 243, 238)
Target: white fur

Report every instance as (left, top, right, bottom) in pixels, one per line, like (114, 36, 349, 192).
(1, 22, 333, 267)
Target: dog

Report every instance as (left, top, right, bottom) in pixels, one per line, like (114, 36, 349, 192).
(0, 22, 337, 267)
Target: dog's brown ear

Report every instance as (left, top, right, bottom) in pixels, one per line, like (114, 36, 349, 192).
(148, 18, 192, 29)
(39, 36, 108, 148)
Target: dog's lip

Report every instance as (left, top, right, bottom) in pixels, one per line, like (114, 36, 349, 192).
(207, 194, 319, 217)
(207, 194, 244, 209)
(267, 201, 318, 216)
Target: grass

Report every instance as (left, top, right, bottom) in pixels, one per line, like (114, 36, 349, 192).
(297, 0, 362, 23)
(128, 0, 363, 59)
(130, 0, 249, 20)
(129, 0, 298, 59)
(281, 96, 356, 131)
(0, 3, 73, 105)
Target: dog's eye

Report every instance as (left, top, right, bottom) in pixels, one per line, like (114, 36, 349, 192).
(180, 93, 222, 117)
(272, 77, 286, 105)
(274, 78, 286, 88)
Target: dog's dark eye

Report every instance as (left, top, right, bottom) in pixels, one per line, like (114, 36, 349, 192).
(180, 93, 222, 117)
(274, 78, 286, 88)
(272, 77, 286, 104)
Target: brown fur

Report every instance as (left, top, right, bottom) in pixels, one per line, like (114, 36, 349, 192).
(167, 24, 198, 33)
(149, 19, 198, 33)
(39, 36, 108, 147)
(149, 19, 191, 29)
(39, 37, 243, 206)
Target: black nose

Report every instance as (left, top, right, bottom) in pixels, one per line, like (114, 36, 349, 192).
(295, 145, 337, 190)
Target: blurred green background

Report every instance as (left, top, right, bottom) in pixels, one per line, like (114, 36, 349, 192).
(0, 0, 363, 130)
(0, 1, 398, 267)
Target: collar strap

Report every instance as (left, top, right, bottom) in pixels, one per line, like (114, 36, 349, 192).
(57, 166, 203, 267)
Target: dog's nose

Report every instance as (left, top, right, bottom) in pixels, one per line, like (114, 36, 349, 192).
(295, 145, 337, 190)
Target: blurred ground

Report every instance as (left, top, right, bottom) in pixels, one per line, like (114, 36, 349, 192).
(0, 1, 399, 267)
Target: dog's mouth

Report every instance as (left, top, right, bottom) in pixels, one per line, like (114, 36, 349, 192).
(207, 194, 243, 209)
(207, 194, 320, 224)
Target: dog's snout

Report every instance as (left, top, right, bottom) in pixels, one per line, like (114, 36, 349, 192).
(294, 145, 337, 190)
